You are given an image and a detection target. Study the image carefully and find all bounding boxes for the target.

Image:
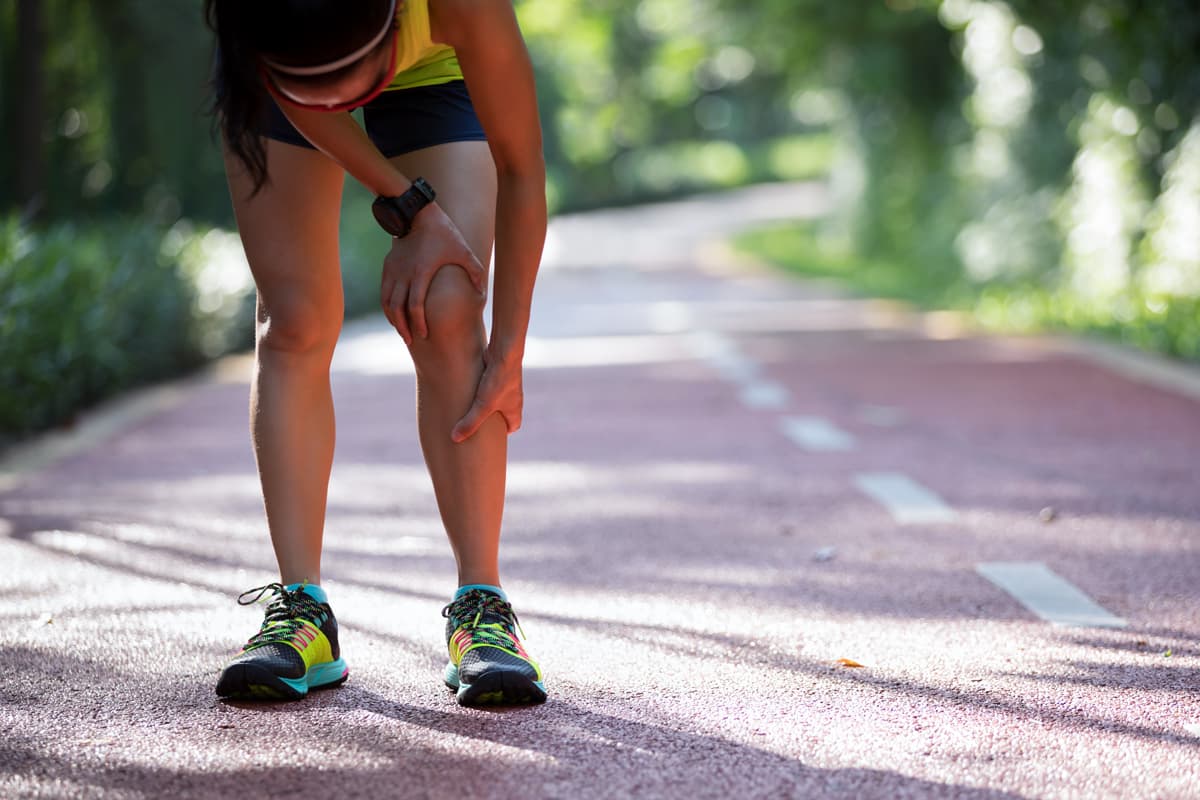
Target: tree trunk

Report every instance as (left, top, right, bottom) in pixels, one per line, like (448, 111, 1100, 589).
(16, 0, 46, 221)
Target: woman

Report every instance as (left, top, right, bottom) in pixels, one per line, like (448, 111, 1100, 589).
(206, 0, 547, 706)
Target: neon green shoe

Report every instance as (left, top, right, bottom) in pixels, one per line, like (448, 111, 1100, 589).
(216, 583, 348, 701)
(442, 589, 546, 706)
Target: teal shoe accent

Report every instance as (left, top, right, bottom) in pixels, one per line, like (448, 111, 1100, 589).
(454, 584, 507, 602)
(277, 657, 349, 696)
(442, 590, 547, 706)
(285, 582, 328, 604)
(444, 661, 460, 690)
(307, 657, 349, 689)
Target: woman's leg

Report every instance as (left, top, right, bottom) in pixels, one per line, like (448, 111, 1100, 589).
(390, 140, 545, 706)
(388, 141, 505, 588)
(224, 139, 347, 586)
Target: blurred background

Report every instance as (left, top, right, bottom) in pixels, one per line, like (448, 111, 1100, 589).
(2, 0, 1198, 443)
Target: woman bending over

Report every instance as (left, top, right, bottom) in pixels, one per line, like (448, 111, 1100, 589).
(207, 0, 547, 706)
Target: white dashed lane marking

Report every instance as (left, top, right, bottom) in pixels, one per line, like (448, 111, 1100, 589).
(740, 381, 791, 410)
(781, 416, 856, 452)
(689, 330, 757, 383)
(977, 562, 1128, 628)
(854, 471, 958, 524)
(654, 284, 1137, 638)
(688, 330, 796, 411)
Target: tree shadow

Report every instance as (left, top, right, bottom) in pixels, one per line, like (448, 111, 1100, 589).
(2, 339, 1197, 797)
(0, 645, 1028, 799)
(1002, 660, 1200, 693)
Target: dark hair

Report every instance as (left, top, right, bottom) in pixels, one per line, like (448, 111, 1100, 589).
(205, 0, 395, 194)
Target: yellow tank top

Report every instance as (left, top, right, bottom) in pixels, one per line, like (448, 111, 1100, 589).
(385, 0, 464, 91)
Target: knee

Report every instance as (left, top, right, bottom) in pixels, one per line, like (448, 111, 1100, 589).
(257, 293, 343, 357)
(421, 264, 485, 345)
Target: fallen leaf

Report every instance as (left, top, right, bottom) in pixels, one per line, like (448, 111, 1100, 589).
(836, 658, 865, 668)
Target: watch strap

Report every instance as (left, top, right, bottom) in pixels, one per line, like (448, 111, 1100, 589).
(372, 177, 437, 238)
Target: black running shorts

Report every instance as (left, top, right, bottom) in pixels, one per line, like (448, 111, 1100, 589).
(260, 80, 487, 157)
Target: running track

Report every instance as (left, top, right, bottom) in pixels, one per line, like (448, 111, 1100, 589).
(1, 184, 1197, 799)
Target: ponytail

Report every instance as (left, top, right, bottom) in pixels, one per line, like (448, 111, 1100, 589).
(206, 0, 271, 194)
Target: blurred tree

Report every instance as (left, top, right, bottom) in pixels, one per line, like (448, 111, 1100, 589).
(732, 0, 1200, 358)
(1, 0, 228, 226)
(6, 0, 1192, 332)
(15, 0, 46, 220)
(517, 0, 816, 209)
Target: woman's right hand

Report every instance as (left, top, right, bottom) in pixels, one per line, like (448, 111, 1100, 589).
(379, 203, 487, 345)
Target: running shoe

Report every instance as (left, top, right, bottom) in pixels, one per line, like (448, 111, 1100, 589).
(443, 589, 546, 706)
(215, 583, 348, 700)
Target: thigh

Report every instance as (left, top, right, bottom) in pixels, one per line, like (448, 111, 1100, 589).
(225, 139, 347, 319)
(389, 140, 498, 276)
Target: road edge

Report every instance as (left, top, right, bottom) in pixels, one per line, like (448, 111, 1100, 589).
(5, 216, 1198, 492)
(702, 236, 1200, 404)
(0, 353, 254, 493)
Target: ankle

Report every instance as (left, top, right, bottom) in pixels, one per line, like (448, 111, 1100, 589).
(454, 583, 506, 602)
(457, 570, 501, 589)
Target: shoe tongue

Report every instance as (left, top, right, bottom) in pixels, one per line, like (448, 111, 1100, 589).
(264, 588, 319, 623)
(458, 591, 507, 625)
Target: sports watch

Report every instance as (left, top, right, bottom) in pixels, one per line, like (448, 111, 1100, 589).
(372, 177, 437, 238)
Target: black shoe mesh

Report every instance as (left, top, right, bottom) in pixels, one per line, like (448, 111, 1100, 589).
(225, 642, 305, 679)
(459, 645, 538, 684)
(442, 589, 538, 684)
(227, 583, 339, 679)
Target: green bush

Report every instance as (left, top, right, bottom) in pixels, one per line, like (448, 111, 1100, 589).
(339, 182, 392, 320)
(0, 216, 249, 439)
(0, 187, 398, 444)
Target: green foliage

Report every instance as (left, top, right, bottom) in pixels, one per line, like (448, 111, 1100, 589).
(727, 0, 1200, 362)
(0, 217, 217, 437)
(0, 183, 397, 440)
(517, 0, 822, 211)
(339, 182, 393, 320)
(10, 0, 1196, 443)
(0, 1, 228, 224)
(5, 1, 827, 224)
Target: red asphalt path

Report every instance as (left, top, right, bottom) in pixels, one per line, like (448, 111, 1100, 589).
(1, 184, 1198, 799)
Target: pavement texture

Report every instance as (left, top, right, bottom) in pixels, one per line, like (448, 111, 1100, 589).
(1, 183, 1198, 799)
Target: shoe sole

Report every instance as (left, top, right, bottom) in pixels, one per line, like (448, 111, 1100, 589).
(444, 663, 547, 706)
(216, 658, 349, 701)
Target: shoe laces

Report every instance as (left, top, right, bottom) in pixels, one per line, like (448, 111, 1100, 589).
(442, 590, 526, 646)
(237, 583, 325, 649)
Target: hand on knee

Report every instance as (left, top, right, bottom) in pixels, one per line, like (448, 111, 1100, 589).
(414, 264, 486, 348)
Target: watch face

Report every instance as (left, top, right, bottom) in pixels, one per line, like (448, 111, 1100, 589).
(372, 196, 410, 237)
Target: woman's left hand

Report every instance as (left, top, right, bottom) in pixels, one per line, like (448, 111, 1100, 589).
(451, 346, 524, 443)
